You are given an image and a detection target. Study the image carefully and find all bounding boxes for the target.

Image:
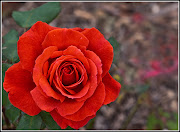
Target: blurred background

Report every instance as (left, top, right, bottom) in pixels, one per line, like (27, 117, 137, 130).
(2, 2, 178, 130)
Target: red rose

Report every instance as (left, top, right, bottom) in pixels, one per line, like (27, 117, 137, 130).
(3, 21, 121, 129)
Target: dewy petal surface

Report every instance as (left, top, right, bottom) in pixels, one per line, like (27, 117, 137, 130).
(102, 73, 121, 105)
(3, 62, 41, 116)
(82, 28, 113, 77)
(42, 28, 89, 50)
(18, 21, 57, 72)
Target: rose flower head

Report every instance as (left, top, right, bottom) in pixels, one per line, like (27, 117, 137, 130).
(3, 21, 121, 129)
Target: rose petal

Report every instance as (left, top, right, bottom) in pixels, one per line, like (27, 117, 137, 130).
(82, 28, 113, 77)
(50, 57, 90, 99)
(43, 61, 49, 77)
(75, 58, 97, 102)
(102, 73, 121, 105)
(54, 80, 90, 99)
(3, 62, 41, 116)
(64, 82, 105, 121)
(50, 51, 63, 58)
(39, 76, 65, 102)
(56, 98, 84, 116)
(42, 29, 89, 51)
(63, 46, 90, 72)
(50, 110, 68, 129)
(71, 27, 85, 32)
(84, 50, 102, 83)
(31, 86, 59, 112)
(50, 109, 95, 129)
(62, 68, 76, 86)
(33, 46, 58, 86)
(18, 21, 57, 72)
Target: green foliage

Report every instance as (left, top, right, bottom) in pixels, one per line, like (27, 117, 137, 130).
(12, 2, 61, 28)
(65, 126, 74, 130)
(167, 120, 178, 130)
(16, 114, 42, 130)
(5, 104, 21, 123)
(2, 30, 19, 63)
(108, 37, 121, 64)
(86, 118, 95, 129)
(147, 113, 163, 130)
(158, 108, 170, 118)
(40, 121, 47, 130)
(147, 109, 178, 130)
(40, 111, 61, 130)
(166, 112, 178, 130)
(2, 63, 12, 107)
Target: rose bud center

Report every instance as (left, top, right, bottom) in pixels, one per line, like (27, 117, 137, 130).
(62, 65, 77, 86)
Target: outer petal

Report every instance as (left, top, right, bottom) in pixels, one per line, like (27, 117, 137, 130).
(3, 62, 41, 116)
(30, 86, 59, 112)
(64, 82, 105, 121)
(71, 27, 84, 32)
(56, 98, 84, 116)
(42, 29, 89, 51)
(50, 110, 95, 129)
(102, 73, 121, 105)
(82, 28, 113, 77)
(18, 21, 57, 72)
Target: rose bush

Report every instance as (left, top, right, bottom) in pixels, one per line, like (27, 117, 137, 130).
(3, 21, 121, 129)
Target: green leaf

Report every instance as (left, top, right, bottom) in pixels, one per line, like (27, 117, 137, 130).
(16, 114, 42, 130)
(166, 112, 178, 130)
(40, 111, 61, 130)
(167, 120, 178, 130)
(85, 118, 95, 129)
(147, 113, 163, 130)
(12, 2, 61, 28)
(173, 112, 178, 121)
(108, 37, 121, 64)
(5, 104, 21, 123)
(40, 121, 47, 130)
(2, 63, 13, 107)
(65, 126, 74, 130)
(108, 37, 120, 50)
(2, 30, 19, 63)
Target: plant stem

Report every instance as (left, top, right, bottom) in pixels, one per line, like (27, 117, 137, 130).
(120, 102, 141, 130)
(2, 106, 10, 128)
